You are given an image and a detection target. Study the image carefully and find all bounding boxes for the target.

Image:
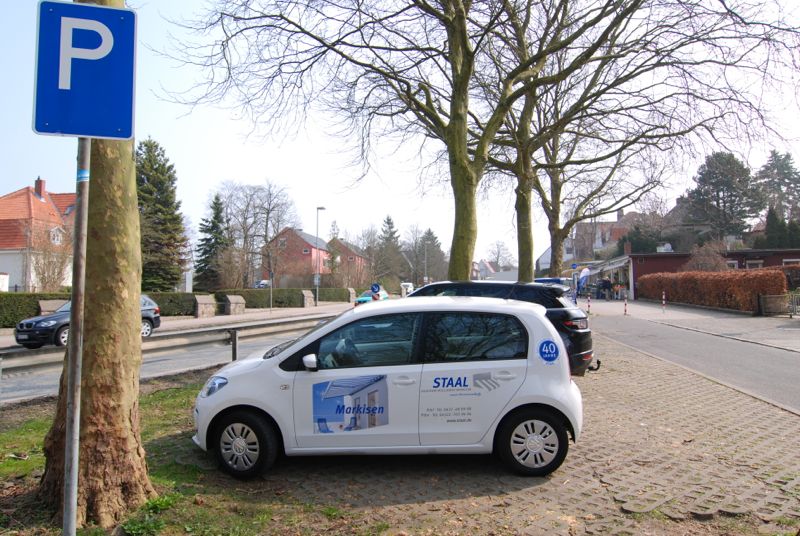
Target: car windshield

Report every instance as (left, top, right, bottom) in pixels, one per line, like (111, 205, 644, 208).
(55, 301, 71, 313)
(360, 291, 373, 297)
(263, 338, 297, 359)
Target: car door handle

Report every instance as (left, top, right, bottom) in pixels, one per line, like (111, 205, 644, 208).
(392, 377, 416, 386)
(494, 372, 517, 381)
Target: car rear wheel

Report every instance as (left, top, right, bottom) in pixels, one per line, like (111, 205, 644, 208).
(213, 410, 278, 479)
(141, 319, 153, 338)
(54, 326, 70, 347)
(22, 343, 44, 349)
(496, 408, 568, 476)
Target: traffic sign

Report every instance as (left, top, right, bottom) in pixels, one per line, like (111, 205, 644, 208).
(34, 1, 136, 139)
(370, 283, 380, 294)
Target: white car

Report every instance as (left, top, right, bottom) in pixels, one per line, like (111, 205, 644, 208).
(192, 296, 583, 479)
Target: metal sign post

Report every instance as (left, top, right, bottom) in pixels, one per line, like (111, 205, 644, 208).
(63, 137, 90, 536)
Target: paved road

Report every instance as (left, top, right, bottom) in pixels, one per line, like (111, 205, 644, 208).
(587, 299, 800, 413)
(0, 333, 299, 404)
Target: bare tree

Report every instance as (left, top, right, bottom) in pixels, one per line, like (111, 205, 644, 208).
(23, 221, 72, 292)
(217, 181, 299, 287)
(487, 240, 515, 270)
(176, 0, 651, 279)
(479, 0, 800, 278)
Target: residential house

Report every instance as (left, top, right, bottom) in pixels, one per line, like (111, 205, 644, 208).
(0, 178, 75, 291)
(327, 237, 370, 288)
(263, 227, 331, 288)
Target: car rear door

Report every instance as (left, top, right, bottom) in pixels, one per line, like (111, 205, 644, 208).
(418, 311, 528, 445)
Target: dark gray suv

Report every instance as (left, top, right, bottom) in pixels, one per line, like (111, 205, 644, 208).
(409, 281, 594, 375)
(14, 295, 161, 349)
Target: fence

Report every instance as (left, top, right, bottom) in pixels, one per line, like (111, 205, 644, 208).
(757, 293, 800, 318)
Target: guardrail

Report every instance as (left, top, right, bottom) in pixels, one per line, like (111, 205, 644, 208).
(0, 313, 336, 375)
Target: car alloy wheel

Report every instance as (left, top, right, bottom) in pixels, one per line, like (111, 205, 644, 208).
(55, 326, 70, 347)
(496, 409, 568, 476)
(213, 410, 278, 479)
(141, 319, 153, 338)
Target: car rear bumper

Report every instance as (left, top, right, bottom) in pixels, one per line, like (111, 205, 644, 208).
(568, 349, 594, 376)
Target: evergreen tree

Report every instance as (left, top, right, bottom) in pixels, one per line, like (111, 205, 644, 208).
(687, 152, 764, 240)
(420, 228, 448, 282)
(195, 194, 230, 290)
(763, 206, 788, 248)
(376, 216, 403, 285)
(786, 220, 800, 248)
(136, 138, 189, 291)
(617, 225, 660, 255)
(755, 151, 800, 221)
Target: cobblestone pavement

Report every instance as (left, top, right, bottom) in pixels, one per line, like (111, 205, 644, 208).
(177, 336, 800, 535)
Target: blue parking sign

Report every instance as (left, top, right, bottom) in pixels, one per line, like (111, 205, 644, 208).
(33, 1, 136, 139)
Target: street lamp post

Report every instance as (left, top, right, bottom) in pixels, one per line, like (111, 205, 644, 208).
(315, 206, 325, 305)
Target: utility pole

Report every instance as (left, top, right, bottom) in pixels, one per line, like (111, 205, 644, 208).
(315, 206, 325, 305)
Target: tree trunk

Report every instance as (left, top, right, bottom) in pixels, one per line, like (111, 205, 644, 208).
(447, 169, 478, 280)
(39, 134, 156, 528)
(549, 228, 568, 277)
(515, 177, 534, 282)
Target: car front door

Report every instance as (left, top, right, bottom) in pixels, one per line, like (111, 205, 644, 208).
(419, 312, 528, 445)
(293, 313, 422, 448)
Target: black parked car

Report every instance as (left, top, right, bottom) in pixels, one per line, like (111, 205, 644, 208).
(409, 281, 594, 375)
(14, 295, 161, 349)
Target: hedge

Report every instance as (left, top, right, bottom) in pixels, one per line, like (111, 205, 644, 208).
(637, 270, 787, 312)
(0, 292, 70, 328)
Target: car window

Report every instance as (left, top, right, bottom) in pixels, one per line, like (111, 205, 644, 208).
(422, 312, 527, 362)
(317, 313, 420, 369)
(55, 301, 71, 313)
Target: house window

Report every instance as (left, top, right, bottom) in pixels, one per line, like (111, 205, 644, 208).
(726, 260, 738, 269)
(302, 248, 310, 255)
(783, 259, 800, 266)
(278, 238, 287, 249)
(50, 228, 62, 245)
(745, 260, 763, 269)
(348, 256, 355, 262)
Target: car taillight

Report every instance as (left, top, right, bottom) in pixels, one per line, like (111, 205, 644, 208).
(154, 306, 160, 315)
(563, 318, 588, 330)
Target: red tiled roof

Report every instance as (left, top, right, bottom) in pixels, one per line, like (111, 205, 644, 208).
(0, 185, 75, 249)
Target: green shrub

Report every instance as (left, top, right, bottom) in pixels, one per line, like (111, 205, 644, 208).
(317, 288, 351, 302)
(638, 270, 787, 312)
(147, 292, 197, 316)
(0, 292, 71, 328)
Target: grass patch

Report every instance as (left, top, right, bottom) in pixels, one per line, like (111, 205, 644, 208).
(0, 417, 50, 479)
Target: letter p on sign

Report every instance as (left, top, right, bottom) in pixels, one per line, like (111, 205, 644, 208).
(59, 17, 114, 90)
(34, 1, 136, 139)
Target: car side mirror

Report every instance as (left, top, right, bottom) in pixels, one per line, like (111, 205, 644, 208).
(302, 354, 318, 372)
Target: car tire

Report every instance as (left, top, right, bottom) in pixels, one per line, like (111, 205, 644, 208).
(496, 408, 569, 477)
(54, 326, 70, 347)
(22, 343, 44, 349)
(141, 319, 154, 338)
(213, 410, 278, 479)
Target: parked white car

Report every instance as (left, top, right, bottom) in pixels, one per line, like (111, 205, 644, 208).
(192, 296, 583, 478)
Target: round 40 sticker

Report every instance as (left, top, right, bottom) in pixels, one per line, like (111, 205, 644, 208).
(538, 340, 560, 363)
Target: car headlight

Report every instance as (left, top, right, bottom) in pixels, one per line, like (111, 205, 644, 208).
(37, 320, 58, 327)
(200, 376, 228, 398)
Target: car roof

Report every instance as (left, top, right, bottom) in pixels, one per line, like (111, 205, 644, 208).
(412, 280, 570, 294)
(346, 295, 546, 319)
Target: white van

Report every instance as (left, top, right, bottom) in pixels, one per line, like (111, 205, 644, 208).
(192, 296, 583, 478)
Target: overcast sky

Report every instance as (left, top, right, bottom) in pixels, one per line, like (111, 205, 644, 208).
(3, 0, 799, 265)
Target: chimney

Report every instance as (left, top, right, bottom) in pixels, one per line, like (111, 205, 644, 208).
(616, 208, 624, 222)
(623, 241, 632, 255)
(35, 177, 46, 198)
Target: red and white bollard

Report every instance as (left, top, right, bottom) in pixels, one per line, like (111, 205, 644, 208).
(662, 290, 666, 313)
(587, 294, 591, 315)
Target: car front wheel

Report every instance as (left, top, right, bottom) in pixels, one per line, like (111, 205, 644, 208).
(54, 326, 70, 347)
(141, 319, 153, 338)
(213, 411, 278, 479)
(496, 408, 569, 476)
